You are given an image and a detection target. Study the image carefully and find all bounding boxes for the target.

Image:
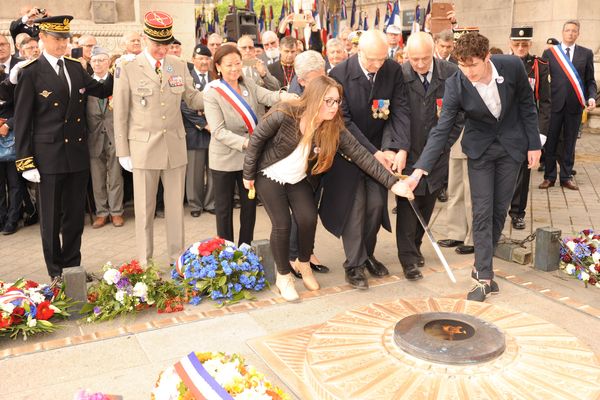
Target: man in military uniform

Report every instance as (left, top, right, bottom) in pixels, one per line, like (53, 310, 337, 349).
(508, 27, 550, 230)
(113, 11, 204, 266)
(12, 15, 113, 284)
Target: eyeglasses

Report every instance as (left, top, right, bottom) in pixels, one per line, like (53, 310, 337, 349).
(263, 41, 277, 47)
(323, 98, 341, 108)
(91, 58, 110, 63)
(239, 46, 254, 50)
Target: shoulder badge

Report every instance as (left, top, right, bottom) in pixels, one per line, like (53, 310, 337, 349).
(64, 56, 80, 62)
(20, 58, 37, 69)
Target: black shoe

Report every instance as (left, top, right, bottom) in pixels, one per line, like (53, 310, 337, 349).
(537, 164, 545, 172)
(191, 210, 202, 218)
(2, 223, 17, 235)
(345, 267, 369, 290)
(392, 206, 397, 214)
(455, 245, 475, 254)
(511, 216, 525, 230)
(24, 211, 38, 226)
(437, 188, 448, 202)
(155, 209, 165, 218)
(416, 256, 425, 268)
(310, 262, 330, 273)
(205, 208, 216, 215)
(572, 169, 577, 176)
(471, 270, 499, 294)
(402, 264, 423, 281)
(289, 262, 302, 279)
(364, 257, 389, 277)
(438, 239, 463, 248)
(467, 280, 491, 302)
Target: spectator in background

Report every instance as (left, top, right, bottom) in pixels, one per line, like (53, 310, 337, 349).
(325, 39, 347, 72)
(9, 5, 46, 43)
(254, 44, 265, 58)
(260, 31, 280, 65)
(288, 50, 325, 95)
(268, 36, 298, 89)
(386, 25, 403, 59)
(169, 38, 182, 57)
(434, 29, 457, 63)
(237, 35, 280, 91)
(489, 47, 504, 54)
(207, 33, 223, 56)
(70, 33, 82, 48)
(339, 27, 353, 54)
(14, 33, 31, 58)
(121, 31, 143, 55)
(20, 37, 40, 60)
(79, 35, 97, 74)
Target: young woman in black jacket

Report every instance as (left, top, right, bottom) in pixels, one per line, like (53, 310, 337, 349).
(243, 75, 413, 302)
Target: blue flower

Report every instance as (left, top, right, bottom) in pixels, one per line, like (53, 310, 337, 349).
(207, 270, 216, 278)
(233, 283, 242, 293)
(211, 290, 222, 300)
(189, 296, 202, 305)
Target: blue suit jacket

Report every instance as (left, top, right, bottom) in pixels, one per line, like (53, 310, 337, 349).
(181, 67, 211, 150)
(414, 55, 541, 172)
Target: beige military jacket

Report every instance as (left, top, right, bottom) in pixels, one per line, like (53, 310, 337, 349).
(113, 52, 203, 169)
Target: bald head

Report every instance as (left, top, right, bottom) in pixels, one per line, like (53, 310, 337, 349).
(357, 30, 388, 73)
(358, 29, 388, 51)
(406, 32, 435, 75)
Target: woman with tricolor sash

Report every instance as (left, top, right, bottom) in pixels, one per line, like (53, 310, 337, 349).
(204, 45, 296, 247)
(242, 76, 414, 302)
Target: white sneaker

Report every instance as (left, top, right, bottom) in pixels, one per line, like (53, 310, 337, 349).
(276, 272, 300, 302)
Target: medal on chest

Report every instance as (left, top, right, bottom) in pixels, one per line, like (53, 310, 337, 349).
(371, 99, 390, 120)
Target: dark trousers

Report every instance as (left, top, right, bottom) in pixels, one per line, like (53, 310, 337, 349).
(468, 142, 520, 280)
(509, 160, 530, 219)
(255, 175, 317, 274)
(211, 169, 256, 246)
(0, 161, 23, 226)
(288, 186, 320, 261)
(341, 174, 386, 269)
(395, 188, 438, 267)
(38, 170, 89, 278)
(544, 108, 582, 182)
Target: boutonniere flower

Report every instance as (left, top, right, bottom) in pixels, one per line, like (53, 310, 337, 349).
(79, 88, 86, 94)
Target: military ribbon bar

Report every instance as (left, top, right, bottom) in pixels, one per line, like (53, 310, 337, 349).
(549, 45, 586, 107)
(208, 79, 258, 134)
(173, 352, 234, 400)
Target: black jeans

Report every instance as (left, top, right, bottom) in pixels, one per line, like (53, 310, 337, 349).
(0, 161, 23, 226)
(211, 169, 256, 246)
(255, 174, 317, 274)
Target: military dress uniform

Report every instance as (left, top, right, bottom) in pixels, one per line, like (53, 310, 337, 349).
(13, 16, 113, 279)
(113, 11, 204, 265)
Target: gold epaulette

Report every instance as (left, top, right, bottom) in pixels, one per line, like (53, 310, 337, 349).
(64, 56, 80, 62)
(20, 59, 37, 69)
(15, 157, 35, 172)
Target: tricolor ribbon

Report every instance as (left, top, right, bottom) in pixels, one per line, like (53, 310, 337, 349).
(549, 45, 586, 107)
(207, 79, 258, 134)
(0, 289, 27, 306)
(174, 352, 234, 400)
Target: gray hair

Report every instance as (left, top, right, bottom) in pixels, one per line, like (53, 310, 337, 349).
(294, 50, 325, 80)
(120, 31, 142, 45)
(326, 38, 343, 50)
(434, 29, 454, 43)
(563, 19, 580, 31)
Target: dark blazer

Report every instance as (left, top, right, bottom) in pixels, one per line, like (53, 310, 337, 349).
(86, 85, 114, 158)
(542, 44, 596, 113)
(13, 55, 113, 174)
(319, 55, 411, 236)
(0, 56, 23, 128)
(9, 18, 40, 43)
(243, 106, 397, 190)
(401, 58, 464, 196)
(522, 54, 551, 135)
(414, 55, 541, 173)
(182, 68, 211, 150)
(267, 61, 290, 88)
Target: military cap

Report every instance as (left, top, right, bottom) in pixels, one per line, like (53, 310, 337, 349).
(35, 15, 73, 38)
(546, 37, 560, 46)
(386, 25, 402, 35)
(193, 44, 212, 57)
(143, 11, 174, 44)
(172, 37, 182, 46)
(510, 26, 533, 40)
(91, 46, 109, 58)
(349, 30, 364, 45)
(453, 27, 479, 41)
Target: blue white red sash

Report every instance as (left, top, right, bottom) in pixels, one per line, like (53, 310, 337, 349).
(0, 289, 27, 306)
(549, 45, 586, 107)
(173, 352, 234, 400)
(208, 79, 258, 134)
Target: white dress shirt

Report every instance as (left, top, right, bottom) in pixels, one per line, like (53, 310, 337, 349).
(43, 51, 71, 92)
(1, 56, 12, 73)
(471, 61, 502, 119)
(262, 142, 310, 185)
(561, 43, 575, 62)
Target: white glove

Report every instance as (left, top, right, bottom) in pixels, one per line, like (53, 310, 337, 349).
(539, 134, 547, 146)
(119, 156, 133, 172)
(9, 60, 29, 84)
(22, 168, 41, 183)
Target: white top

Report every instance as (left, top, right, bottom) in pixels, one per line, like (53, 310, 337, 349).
(1, 56, 12, 73)
(561, 43, 575, 62)
(261, 142, 310, 185)
(43, 51, 71, 92)
(471, 61, 502, 119)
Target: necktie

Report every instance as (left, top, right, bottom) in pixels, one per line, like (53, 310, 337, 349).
(368, 72, 375, 86)
(389, 49, 394, 59)
(155, 60, 162, 82)
(57, 59, 69, 93)
(98, 79, 106, 110)
(199, 73, 206, 89)
(565, 47, 571, 61)
(422, 74, 430, 92)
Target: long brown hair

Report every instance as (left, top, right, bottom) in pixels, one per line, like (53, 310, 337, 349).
(273, 75, 345, 174)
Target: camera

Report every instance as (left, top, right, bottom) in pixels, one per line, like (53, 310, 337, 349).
(36, 8, 46, 15)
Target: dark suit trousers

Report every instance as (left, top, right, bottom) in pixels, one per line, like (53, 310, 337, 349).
(211, 169, 256, 246)
(544, 109, 582, 182)
(509, 160, 530, 219)
(395, 189, 439, 266)
(0, 161, 23, 226)
(468, 142, 520, 280)
(38, 170, 89, 278)
(341, 174, 386, 269)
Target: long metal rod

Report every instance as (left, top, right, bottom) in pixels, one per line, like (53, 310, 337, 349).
(408, 199, 457, 283)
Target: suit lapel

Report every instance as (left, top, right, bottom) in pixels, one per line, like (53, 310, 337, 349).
(39, 56, 69, 103)
(137, 54, 162, 86)
(348, 56, 373, 101)
(460, 72, 496, 120)
(426, 60, 442, 98)
(492, 59, 508, 121)
(406, 68, 426, 97)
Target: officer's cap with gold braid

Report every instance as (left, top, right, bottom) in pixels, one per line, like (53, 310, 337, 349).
(453, 27, 479, 41)
(34, 15, 73, 39)
(143, 11, 175, 44)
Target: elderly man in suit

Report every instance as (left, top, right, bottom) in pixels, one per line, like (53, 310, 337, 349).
(237, 35, 280, 91)
(539, 19, 596, 191)
(408, 32, 541, 302)
(395, 32, 464, 278)
(12, 15, 113, 283)
(113, 11, 204, 265)
(322, 29, 411, 289)
(183, 44, 214, 218)
(87, 46, 124, 228)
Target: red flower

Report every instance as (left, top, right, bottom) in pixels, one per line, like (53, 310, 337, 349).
(562, 254, 572, 263)
(589, 276, 597, 285)
(583, 229, 592, 236)
(37, 301, 55, 320)
(119, 259, 144, 275)
(0, 316, 12, 329)
(24, 280, 39, 289)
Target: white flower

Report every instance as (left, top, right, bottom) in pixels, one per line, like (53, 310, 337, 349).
(203, 359, 243, 387)
(565, 264, 576, 275)
(103, 268, 121, 285)
(0, 302, 15, 314)
(189, 242, 200, 256)
(151, 366, 182, 400)
(115, 290, 126, 304)
(234, 389, 272, 400)
(580, 271, 590, 281)
(593, 252, 600, 264)
(28, 291, 45, 304)
(238, 243, 251, 252)
(27, 318, 37, 327)
(133, 282, 148, 299)
(49, 304, 60, 312)
(566, 241, 576, 251)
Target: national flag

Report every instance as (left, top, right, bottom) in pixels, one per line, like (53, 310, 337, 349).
(383, 1, 393, 26)
(268, 5, 274, 31)
(258, 5, 266, 33)
(363, 12, 368, 30)
(422, 0, 431, 31)
(412, 3, 421, 33)
(246, 0, 254, 12)
(173, 353, 235, 400)
(350, 0, 357, 29)
(214, 7, 220, 35)
(374, 7, 380, 29)
(357, 12, 363, 32)
(386, 0, 401, 29)
(333, 14, 339, 37)
(341, 0, 347, 21)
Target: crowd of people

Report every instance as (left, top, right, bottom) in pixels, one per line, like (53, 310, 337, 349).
(0, 5, 596, 303)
